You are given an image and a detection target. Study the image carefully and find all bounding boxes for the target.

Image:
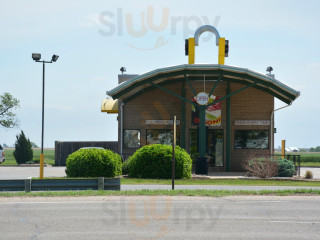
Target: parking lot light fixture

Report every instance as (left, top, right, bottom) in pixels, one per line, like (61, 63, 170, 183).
(32, 53, 59, 179)
(51, 55, 59, 62)
(32, 53, 41, 61)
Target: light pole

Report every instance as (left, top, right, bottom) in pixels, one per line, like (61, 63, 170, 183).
(32, 53, 59, 179)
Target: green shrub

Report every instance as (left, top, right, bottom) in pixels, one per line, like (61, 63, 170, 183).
(277, 158, 295, 177)
(13, 131, 33, 164)
(65, 148, 122, 178)
(243, 157, 295, 178)
(128, 144, 192, 179)
(122, 158, 130, 175)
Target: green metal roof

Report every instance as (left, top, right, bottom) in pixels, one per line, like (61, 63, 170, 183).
(107, 64, 300, 104)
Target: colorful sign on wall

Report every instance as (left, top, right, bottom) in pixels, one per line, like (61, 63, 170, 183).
(192, 95, 221, 126)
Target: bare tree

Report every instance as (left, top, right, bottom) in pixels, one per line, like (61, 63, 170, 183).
(242, 151, 278, 178)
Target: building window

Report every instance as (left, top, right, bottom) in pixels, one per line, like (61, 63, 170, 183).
(234, 130, 269, 149)
(147, 129, 180, 146)
(124, 130, 140, 148)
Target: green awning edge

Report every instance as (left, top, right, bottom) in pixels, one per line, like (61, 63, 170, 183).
(106, 64, 300, 104)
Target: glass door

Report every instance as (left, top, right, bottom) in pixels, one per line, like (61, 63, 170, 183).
(190, 129, 224, 168)
(207, 129, 224, 167)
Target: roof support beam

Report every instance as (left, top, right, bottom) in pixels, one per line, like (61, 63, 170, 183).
(184, 74, 197, 96)
(226, 81, 231, 172)
(206, 82, 257, 108)
(180, 81, 186, 149)
(208, 74, 222, 98)
(150, 82, 196, 106)
(123, 78, 183, 104)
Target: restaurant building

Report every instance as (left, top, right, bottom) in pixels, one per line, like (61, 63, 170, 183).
(101, 26, 300, 173)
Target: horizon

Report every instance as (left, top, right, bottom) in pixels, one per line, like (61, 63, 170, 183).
(1, 0, 320, 148)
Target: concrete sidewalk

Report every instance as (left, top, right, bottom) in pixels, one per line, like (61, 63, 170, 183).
(0, 166, 319, 180)
(199, 167, 320, 179)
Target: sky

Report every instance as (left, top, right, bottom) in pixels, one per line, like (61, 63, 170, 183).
(0, 0, 319, 148)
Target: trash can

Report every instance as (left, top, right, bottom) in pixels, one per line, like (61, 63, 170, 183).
(195, 157, 208, 175)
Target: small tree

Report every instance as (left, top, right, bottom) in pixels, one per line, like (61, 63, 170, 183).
(0, 92, 19, 128)
(13, 131, 33, 164)
(30, 142, 39, 148)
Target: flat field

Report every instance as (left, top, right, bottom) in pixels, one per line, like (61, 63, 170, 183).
(275, 152, 320, 166)
(1, 148, 55, 165)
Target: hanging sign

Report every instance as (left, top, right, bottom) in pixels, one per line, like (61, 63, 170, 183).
(192, 95, 222, 126)
(206, 96, 221, 126)
(195, 92, 209, 105)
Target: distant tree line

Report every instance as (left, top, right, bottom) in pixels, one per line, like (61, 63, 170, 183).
(310, 146, 320, 152)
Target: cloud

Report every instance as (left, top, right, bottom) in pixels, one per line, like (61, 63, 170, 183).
(79, 13, 101, 28)
(306, 62, 320, 72)
(46, 105, 72, 110)
(94, 76, 107, 82)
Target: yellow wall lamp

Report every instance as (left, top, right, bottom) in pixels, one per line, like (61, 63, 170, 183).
(185, 25, 229, 65)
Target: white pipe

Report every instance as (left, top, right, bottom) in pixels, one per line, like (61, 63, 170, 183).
(120, 102, 124, 160)
(271, 103, 292, 156)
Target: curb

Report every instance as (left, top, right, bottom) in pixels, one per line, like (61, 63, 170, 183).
(0, 164, 51, 167)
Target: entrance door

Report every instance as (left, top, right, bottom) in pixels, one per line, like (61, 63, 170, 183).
(190, 129, 224, 170)
(207, 129, 224, 168)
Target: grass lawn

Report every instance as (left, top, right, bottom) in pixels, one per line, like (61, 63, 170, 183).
(300, 162, 320, 167)
(1, 148, 55, 166)
(32, 177, 320, 187)
(121, 178, 320, 187)
(0, 189, 320, 197)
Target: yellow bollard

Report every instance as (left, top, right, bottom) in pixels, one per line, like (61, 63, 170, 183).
(281, 140, 286, 159)
(40, 153, 44, 179)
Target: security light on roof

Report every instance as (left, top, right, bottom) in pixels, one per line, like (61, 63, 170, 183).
(266, 66, 273, 73)
(32, 53, 41, 61)
(120, 67, 126, 74)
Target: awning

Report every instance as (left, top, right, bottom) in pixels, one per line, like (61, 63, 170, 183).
(106, 64, 300, 104)
(101, 99, 118, 113)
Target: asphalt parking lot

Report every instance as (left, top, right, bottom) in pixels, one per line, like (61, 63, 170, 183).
(0, 166, 66, 179)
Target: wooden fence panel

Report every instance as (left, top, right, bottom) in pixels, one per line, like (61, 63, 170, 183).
(55, 141, 118, 166)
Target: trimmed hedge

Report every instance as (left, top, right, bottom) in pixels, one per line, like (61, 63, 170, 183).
(128, 144, 192, 179)
(277, 158, 295, 177)
(65, 148, 122, 178)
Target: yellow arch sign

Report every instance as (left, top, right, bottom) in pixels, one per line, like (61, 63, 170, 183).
(186, 25, 228, 65)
